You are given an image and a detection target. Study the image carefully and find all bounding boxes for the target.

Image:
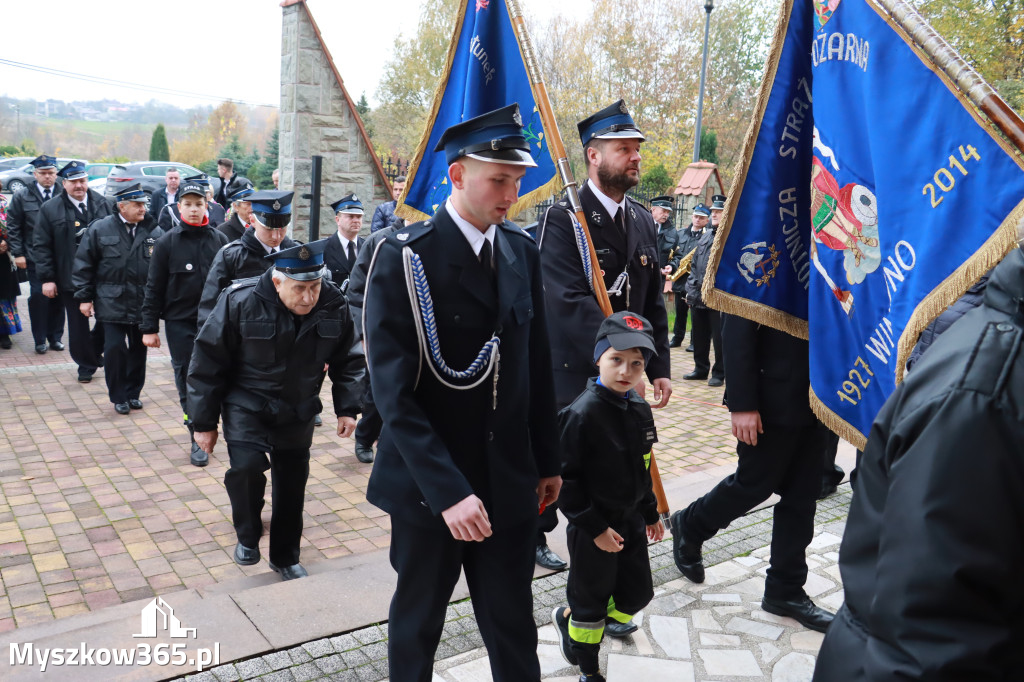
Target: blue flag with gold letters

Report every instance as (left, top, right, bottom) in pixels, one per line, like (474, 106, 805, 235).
(396, 0, 558, 223)
(705, 0, 1024, 447)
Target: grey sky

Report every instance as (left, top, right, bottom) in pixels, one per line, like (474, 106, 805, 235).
(0, 0, 589, 111)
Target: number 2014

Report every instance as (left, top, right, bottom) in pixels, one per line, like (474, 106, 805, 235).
(923, 145, 981, 208)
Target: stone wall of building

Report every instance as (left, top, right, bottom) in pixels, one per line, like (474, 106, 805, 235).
(279, 1, 390, 242)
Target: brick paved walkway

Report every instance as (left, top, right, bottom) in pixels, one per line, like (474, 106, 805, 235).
(0, 288, 733, 633)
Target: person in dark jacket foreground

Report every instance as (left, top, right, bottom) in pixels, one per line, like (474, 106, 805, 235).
(670, 314, 835, 633)
(813, 244, 1024, 681)
(141, 178, 229, 466)
(552, 312, 665, 682)
(683, 202, 724, 385)
(73, 184, 163, 414)
(187, 237, 363, 581)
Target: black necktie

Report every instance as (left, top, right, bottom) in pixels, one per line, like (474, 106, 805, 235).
(346, 240, 356, 267)
(479, 239, 496, 289)
(614, 207, 625, 233)
(43, 189, 51, 201)
(126, 223, 135, 239)
(78, 202, 87, 218)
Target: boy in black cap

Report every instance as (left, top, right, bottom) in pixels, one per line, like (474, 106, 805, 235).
(552, 311, 665, 682)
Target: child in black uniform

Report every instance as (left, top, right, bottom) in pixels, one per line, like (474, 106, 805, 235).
(552, 311, 666, 682)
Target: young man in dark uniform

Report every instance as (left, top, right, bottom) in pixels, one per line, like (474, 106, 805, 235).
(141, 177, 229, 467)
(217, 182, 255, 242)
(363, 104, 562, 681)
(73, 184, 163, 414)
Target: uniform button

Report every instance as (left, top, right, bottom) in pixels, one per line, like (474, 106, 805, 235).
(563, 363, 569, 368)
(454, 315, 461, 324)
(488, 432, 494, 441)
(997, 323, 1014, 332)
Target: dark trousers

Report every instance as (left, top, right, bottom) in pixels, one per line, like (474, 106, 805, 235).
(537, 503, 559, 545)
(690, 306, 723, 380)
(224, 443, 310, 567)
(822, 431, 844, 488)
(164, 318, 197, 418)
(353, 376, 382, 447)
(102, 322, 146, 404)
(672, 294, 689, 343)
(680, 421, 830, 599)
(25, 261, 64, 345)
(566, 512, 654, 673)
(388, 516, 540, 682)
(61, 294, 102, 373)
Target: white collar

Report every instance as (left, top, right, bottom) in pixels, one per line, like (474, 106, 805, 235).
(257, 236, 278, 255)
(37, 182, 54, 197)
(336, 231, 358, 251)
(588, 181, 626, 222)
(446, 198, 495, 257)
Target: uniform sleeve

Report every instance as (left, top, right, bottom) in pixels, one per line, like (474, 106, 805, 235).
(157, 205, 175, 232)
(72, 227, 99, 302)
(32, 205, 58, 283)
(364, 240, 475, 514)
(345, 232, 383, 335)
(327, 307, 365, 418)
(557, 407, 609, 538)
(6, 192, 26, 257)
(668, 230, 682, 270)
(721, 314, 760, 413)
(140, 233, 171, 334)
(197, 247, 231, 328)
(524, 242, 562, 479)
(186, 291, 238, 432)
(863, 392, 1024, 680)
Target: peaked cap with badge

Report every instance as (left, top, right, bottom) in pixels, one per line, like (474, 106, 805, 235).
(266, 238, 329, 281)
(434, 103, 537, 167)
(179, 175, 209, 198)
(577, 100, 646, 146)
(710, 194, 726, 211)
(114, 183, 148, 203)
(226, 181, 255, 204)
(248, 190, 293, 229)
(30, 155, 58, 170)
(651, 195, 674, 211)
(692, 203, 711, 217)
(58, 160, 88, 181)
(331, 193, 364, 215)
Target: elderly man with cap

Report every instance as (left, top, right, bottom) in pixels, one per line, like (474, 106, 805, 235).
(324, 193, 366, 289)
(535, 100, 672, 594)
(142, 175, 229, 466)
(363, 103, 561, 680)
(683, 201, 724, 386)
(7, 155, 67, 353)
(72, 185, 164, 414)
(34, 160, 113, 381)
(672, 203, 710, 350)
(188, 238, 364, 580)
(198, 190, 298, 326)
(217, 182, 256, 242)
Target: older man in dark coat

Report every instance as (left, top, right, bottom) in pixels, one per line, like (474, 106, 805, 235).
(363, 104, 561, 681)
(813, 244, 1024, 681)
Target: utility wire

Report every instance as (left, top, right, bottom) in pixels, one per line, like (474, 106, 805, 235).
(0, 58, 277, 108)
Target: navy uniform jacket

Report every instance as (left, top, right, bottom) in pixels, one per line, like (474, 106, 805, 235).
(187, 270, 364, 451)
(217, 213, 247, 243)
(538, 183, 671, 406)
(672, 224, 704, 294)
(363, 205, 560, 530)
(6, 183, 64, 260)
(323, 233, 365, 287)
(33, 190, 114, 292)
(72, 214, 163, 325)
(656, 219, 680, 271)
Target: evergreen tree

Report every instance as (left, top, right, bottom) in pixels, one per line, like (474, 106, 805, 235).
(149, 123, 170, 161)
(699, 129, 719, 165)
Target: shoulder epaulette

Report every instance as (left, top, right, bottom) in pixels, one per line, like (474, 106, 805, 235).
(227, 276, 260, 293)
(387, 219, 433, 246)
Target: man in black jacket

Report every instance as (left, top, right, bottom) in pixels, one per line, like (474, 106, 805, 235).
(536, 100, 672, 579)
(34, 161, 113, 381)
(188, 238, 364, 580)
(217, 182, 255, 243)
(323, 193, 365, 288)
(671, 204, 707, 350)
(73, 185, 163, 414)
(7, 155, 65, 353)
(363, 104, 562, 681)
(198, 190, 296, 326)
(683, 202, 724, 385)
(813, 245, 1024, 681)
(148, 167, 180, 220)
(670, 315, 835, 633)
(141, 177, 229, 466)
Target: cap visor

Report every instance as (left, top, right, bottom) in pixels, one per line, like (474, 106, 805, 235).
(606, 331, 658, 356)
(337, 209, 364, 215)
(280, 266, 326, 281)
(179, 189, 205, 198)
(466, 149, 538, 167)
(594, 130, 646, 141)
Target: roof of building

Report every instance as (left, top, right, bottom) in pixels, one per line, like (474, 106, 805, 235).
(673, 161, 723, 197)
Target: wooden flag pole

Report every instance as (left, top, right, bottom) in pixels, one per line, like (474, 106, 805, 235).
(505, 0, 672, 520)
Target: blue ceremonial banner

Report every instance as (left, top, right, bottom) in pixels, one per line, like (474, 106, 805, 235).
(397, 0, 558, 222)
(705, 0, 1024, 447)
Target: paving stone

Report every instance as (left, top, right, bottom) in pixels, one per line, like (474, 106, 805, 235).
(649, 591, 696, 613)
(790, 629, 826, 652)
(536, 624, 557, 642)
(689, 609, 722, 632)
(302, 637, 333, 658)
(606, 653, 695, 680)
(808, 533, 842, 549)
(730, 576, 766, 595)
(771, 652, 817, 681)
(712, 605, 745, 616)
(698, 632, 741, 646)
(734, 555, 763, 567)
(701, 593, 741, 603)
(447, 654, 494, 681)
(537, 643, 569, 675)
(291, 661, 322, 682)
(649, 615, 690, 659)
(752, 610, 801, 628)
(331, 633, 360, 653)
(726, 616, 784, 640)
(316, 653, 347, 674)
(235, 658, 272, 679)
(759, 642, 781, 664)
(820, 591, 845, 611)
(210, 664, 241, 682)
(698, 648, 763, 677)
(803, 572, 836, 597)
(632, 628, 655, 656)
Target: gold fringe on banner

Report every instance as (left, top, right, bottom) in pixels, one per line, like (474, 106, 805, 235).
(393, 0, 469, 224)
(508, 173, 560, 222)
(810, 385, 868, 451)
(703, 0, 804, 337)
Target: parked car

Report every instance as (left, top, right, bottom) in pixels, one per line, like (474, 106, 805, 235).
(0, 158, 89, 193)
(104, 161, 222, 199)
(84, 163, 118, 195)
(0, 156, 34, 172)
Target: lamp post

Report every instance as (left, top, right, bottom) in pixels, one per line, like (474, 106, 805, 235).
(692, 0, 714, 163)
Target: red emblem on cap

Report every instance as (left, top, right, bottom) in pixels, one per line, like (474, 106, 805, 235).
(623, 315, 643, 330)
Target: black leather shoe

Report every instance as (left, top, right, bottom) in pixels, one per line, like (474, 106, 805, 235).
(683, 371, 707, 381)
(35, 344, 47, 354)
(761, 595, 835, 633)
(580, 674, 606, 682)
(536, 544, 568, 571)
(354, 442, 375, 464)
(0, 336, 11, 349)
(314, 413, 322, 427)
(190, 442, 208, 467)
(128, 399, 143, 410)
(48, 341, 65, 351)
(817, 482, 838, 500)
(269, 562, 308, 580)
(77, 370, 94, 383)
(707, 377, 724, 387)
(114, 402, 130, 415)
(234, 542, 261, 566)
(551, 606, 578, 666)
(686, 344, 694, 352)
(669, 338, 682, 348)
(605, 619, 638, 637)
(669, 510, 705, 583)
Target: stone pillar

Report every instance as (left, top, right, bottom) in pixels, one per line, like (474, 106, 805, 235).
(279, 0, 390, 242)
